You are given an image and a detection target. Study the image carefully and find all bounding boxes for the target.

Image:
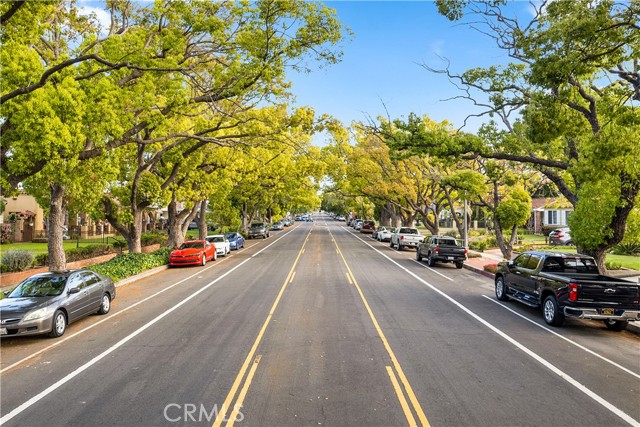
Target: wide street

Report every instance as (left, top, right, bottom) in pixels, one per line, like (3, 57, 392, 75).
(1, 215, 639, 427)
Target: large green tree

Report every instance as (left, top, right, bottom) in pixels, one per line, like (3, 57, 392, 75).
(391, 0, 639, 270)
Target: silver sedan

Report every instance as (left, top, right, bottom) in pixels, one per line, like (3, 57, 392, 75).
(0, 270, 115, 338)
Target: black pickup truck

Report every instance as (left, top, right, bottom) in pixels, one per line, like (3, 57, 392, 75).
(495, 251, 640, 330)
(416, 236, 467, 269)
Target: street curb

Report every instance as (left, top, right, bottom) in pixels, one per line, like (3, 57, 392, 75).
(115, 265, 169, 288)
(463, 263, 496, 280)
(463, 262, 640, 334)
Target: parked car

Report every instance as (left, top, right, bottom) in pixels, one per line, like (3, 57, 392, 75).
(375, 226, 393, 242)
(353, 220, 363, 230)
(170, 240, 216, 267)
(248, 222, 270, 239)
(271, 221, 284, 231)
(336, 215, 346, 221)
(187, 221, 198, 230)
(206, 234, 231, 257)
(0, 270, 116, 338)
(495, 251, 640, 329)
(416, 236, 467, 269)
(548, 227, 573, 245)
(390, 227, 424, 250)
(360, 220, 376, 234)
(224, 232, 245, 250)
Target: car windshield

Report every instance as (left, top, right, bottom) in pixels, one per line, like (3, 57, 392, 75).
(9, 276, 67, 298)
(180, 242, 203, 249)
(225, 233, 236, 239)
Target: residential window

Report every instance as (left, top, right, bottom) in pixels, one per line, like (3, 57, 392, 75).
(547, 210, 558, 225)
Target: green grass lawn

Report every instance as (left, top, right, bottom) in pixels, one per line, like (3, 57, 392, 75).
(0, 237, 122, 256)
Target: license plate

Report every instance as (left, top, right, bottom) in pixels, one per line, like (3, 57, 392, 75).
(602, 308, 614, 316)
(447, 256, 454, 260)
(0, 328, 7, 335)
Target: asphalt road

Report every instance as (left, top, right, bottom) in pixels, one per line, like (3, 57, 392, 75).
(1, 215, 639, 427)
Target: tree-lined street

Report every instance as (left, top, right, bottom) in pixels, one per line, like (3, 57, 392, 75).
(2, 216, 638, 427)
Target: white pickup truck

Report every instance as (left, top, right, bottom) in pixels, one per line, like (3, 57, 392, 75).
(390, 227, 424, 251)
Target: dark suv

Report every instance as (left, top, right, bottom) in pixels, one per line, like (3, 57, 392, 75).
(248, 222, 269, 239)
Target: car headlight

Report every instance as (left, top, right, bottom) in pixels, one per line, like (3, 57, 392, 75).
(23, 307, 51, 321)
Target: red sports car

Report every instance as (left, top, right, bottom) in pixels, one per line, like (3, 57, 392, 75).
(169, 240, 217, 267)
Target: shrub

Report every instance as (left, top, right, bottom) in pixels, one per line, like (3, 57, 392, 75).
(467, 252, 482, 258)
(611, 242, 640, 256)
(0, 224, 14, 244)
(88, 248, 170, 282)
(483, 264, 499, 274)
(0, 249, 35, 272)
(605, 261, 622, 270)
(141, 232, 167, 247)
(444, 230, 459, 239)
(35, 244, 114, 266)
(469, 239, 488, 252)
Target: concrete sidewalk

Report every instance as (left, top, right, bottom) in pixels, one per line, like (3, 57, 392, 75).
(462, 250, 640, 334)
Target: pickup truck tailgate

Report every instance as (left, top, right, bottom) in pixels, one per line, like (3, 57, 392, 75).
(577, 281, 640, 306)
(438, 246, 466, 257)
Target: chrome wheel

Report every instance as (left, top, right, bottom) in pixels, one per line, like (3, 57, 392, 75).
(49, 310, 67, 338)
(543, 300, 554, 322)
(98, 294, 111, 314)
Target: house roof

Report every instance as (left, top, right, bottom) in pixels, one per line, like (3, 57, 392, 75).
(531, 197, 573, 210)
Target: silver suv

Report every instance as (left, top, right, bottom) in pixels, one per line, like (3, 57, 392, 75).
(248, 222, 269, 239)
(549, 227, 573, 245)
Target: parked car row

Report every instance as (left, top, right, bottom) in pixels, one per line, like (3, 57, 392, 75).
(366, 225, 468, 269)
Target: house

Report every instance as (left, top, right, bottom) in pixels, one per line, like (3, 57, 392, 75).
(529, 197, 574, 234)
(2, 193, 45, 242)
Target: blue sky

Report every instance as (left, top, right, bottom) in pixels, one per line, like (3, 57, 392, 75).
(288, 1, 535, 141)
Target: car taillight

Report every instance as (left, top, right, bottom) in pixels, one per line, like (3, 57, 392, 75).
(400, 236, 404, 240)
(463, 248, 468, 255)
(435, 246, 439, 253)
(556, 232, 564, 237)
(568, 283, 578, 301)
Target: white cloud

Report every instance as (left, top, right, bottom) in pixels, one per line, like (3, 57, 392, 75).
(77, 4, 111, 35)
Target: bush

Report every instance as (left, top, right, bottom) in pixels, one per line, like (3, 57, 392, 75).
(483, 264, 499, 274)
(611, 242, 640, 256)
(443, 230, 459, 239)
(88, 247, 170, 282)
(0, 224, 14, 244)
(0, 249, 35, 272)
(35, 244, 114, 266)
(467, 252, 482, 258)
(605, 260, 622, 270)
(141, 232, 167, 247)
(469, 239, 488, 252)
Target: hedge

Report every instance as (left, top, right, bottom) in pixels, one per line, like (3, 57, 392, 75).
(87, 248, 171, 282)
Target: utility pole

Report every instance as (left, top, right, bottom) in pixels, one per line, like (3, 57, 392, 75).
(463, 199, 468, 249)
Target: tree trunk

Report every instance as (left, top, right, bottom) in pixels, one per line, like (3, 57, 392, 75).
(198, 199, 207, 239)
(47, 183, 67, 271)
(583, 247, 608, 274)
(127, 210, 143, 253)
(165, 197, 200, 248)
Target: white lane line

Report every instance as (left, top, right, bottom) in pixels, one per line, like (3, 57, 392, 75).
(340, 227, 640, 427)
(0, 256, 255, 425)
(409, 259, 454, 282)
(1, 228, 298, 375)
(482, 295, 640, 379)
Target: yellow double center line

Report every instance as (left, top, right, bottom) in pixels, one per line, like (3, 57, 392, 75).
(330, 229, 430, 427)
(212, 229, 312, 427)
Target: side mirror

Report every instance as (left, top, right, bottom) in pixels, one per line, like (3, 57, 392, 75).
(507, 260, 515, 268)
(69, 287, 80, 294)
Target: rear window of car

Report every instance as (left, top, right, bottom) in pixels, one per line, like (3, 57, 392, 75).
(399, 228, 418, 234)
(364, 221, 375, 226)
(541, 256, 598, 273)
(434, 238, 457, 246)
